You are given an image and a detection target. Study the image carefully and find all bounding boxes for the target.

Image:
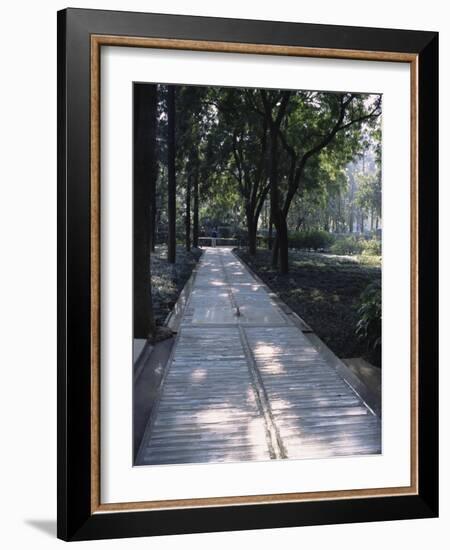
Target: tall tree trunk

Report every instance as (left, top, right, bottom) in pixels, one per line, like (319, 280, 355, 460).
(271, 235, 279, 267)
(349, 208, 354, 233)
(185, 174, 191, 251)
(261, 90, 290, 273)
(268, 123, 288, 273)
(248, 227, 257, 256)
(348, 172, 355, 233)
(268, 214, 273, 250)
(277, 217, 289, 273)
(150, 184, 157, 252)
(246, 210, 257, 256)
(337, 191, 342, 233)
(268, 122, 279, 268)
(133, 83, 157, 339)
(167, 85, 176, 264)
(154, 207, 160, 247)
(263, 200, 268, 228)
(193, 170, 199, 247)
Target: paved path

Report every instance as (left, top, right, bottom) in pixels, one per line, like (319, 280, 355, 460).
(136, 248, 381, 465)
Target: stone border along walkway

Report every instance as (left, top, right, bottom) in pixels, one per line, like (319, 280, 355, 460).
(136, 247, 381, 466)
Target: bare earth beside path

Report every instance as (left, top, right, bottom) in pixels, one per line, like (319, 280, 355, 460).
(235, 248, 381, 366)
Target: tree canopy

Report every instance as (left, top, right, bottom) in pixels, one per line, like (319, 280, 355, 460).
(150, 83, 381, 273)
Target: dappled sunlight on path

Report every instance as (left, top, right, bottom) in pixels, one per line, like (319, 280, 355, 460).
(136, 248, 380, 466)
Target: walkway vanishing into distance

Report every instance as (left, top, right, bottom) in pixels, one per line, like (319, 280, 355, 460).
(136, 248, 381, 466)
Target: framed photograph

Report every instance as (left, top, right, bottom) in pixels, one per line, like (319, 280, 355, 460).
(57, 8, 438, 541)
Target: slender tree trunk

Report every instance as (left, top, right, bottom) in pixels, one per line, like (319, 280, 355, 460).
(150, 183, 157, 252)
(268, 123, 288, 273)
(246, 210, 257, 256)
(272, 235, 279, 265)
(268, 214, 273, 250)
(193, 171, 199, 247)
(154, 207, 160, 247)
(348, 172, 355, 233)
(263, 201, 268, 228)
(167, 85, 176, 264)
(149, 87, 159, 253)
(185, 175, 191, 251)
(268, 123, 279, 268)
(133, 83, 157, 339)
(337, 191, 342, 233)
(260, 90, 290, 273)
(277, 217, 289, 273)
(270, 217, 287, 271)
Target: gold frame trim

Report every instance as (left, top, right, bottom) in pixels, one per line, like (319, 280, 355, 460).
(90, 35, 419, 514)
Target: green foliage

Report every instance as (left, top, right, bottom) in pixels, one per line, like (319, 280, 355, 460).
(355, 171, 381, 218)
(329, 236, 382, 256)
(289, 230, 334, 251)
(155, 84, 383, 273)
(330, 236, 364, 255)
(357, 254, 381, 267)
(362, 238, 382, 256)
(356, 281, 382, 355)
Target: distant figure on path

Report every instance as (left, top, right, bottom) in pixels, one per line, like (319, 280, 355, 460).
(211, 228, 217, 247)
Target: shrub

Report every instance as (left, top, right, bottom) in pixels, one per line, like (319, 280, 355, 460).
(356, 281, 382, 359)
(289, 230, 334, 251)
(330, 236, 364, 255)
(362, 238, 382, 256)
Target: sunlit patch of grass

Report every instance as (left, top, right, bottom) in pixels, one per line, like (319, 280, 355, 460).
(357, 254, 382, 267)
(290, 250, 363, 270)
(292, 258, 327, 268)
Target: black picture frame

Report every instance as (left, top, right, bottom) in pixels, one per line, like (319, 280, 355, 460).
(57, 7, 438, 541)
